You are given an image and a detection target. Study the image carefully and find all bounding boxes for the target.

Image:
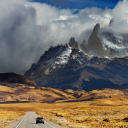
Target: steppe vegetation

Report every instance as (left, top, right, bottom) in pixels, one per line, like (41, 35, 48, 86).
(0, 84, 128, 128)
(0, 110, 24, 128)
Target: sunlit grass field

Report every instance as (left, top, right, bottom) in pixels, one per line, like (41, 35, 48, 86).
(0, 84, 128, 127)
(0, 110, 25, 128)
(0, 101, 128, 128)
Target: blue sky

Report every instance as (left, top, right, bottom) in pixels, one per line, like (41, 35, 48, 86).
(31, 0, 121, 9)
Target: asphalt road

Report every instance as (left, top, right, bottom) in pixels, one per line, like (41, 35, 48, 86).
(15, 112, 56, 128)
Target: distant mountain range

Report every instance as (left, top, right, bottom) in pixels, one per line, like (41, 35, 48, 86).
(24, 23, 128, 91)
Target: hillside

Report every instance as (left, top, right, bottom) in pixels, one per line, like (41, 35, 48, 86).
(0, 84, 74, 103)
(0, 73, 36, 86)
(0, 84, 128, 103)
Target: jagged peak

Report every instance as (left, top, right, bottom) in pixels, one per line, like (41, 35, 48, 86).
(82, 40, 86, 45)
(93, 23, 101, 34)
(88, 23, 104, 57)
(80, 40, 87, 48)
(109, 18, 114, 26)
(69, 37, 80, 49)
(80, 40, 88, 53)
(69, 37, 78, 43)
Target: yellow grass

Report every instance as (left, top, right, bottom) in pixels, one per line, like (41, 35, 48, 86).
(0, 85, 12, 92)
(0, 85, 74, 102)
(0, 85, 128, 128)
(0, 110, 25, 128)
(0, 101, 128, 128)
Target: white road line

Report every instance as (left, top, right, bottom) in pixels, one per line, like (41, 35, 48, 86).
(33, 123, 36, 128)
(32, 117, 36, 128)
(15, 116, 25, 128)
(45, 121, 56, 128)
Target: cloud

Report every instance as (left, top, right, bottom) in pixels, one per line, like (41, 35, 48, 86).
(110, 0, 128, 34)
(0, 0, 127, 74)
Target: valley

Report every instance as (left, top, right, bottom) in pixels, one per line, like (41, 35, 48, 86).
(0, 84, 128, 128)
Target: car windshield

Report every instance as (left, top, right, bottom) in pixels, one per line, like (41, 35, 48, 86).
(37, 117, 43, 119)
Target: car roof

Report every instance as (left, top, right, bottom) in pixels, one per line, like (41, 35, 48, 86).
(37, 117, 43, 119)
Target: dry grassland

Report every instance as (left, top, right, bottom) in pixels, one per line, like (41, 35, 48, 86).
(0, 85, 74, 103)
(0, 84, 128, 128)
(0, 110, 24, 128)
(0, 100, 128, 128)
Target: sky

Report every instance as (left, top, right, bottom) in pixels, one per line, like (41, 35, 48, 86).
(0, 0, 128, 74)
(31, 0, 120, 9)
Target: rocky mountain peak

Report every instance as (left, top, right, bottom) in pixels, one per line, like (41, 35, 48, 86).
(80, 40, 88, 52)
(24, 22, 128, 91)
(25, 44, 72, 77)
(69, 37, 80, 49)
(82, 40, 86, 45)
(109, 18, 114, 26)
(93, 23, 101, 34)
(88, 23, 105, 57)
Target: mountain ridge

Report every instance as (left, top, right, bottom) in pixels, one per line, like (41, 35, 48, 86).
(24, 45, 128, 91)
(24, 23, 128, 91)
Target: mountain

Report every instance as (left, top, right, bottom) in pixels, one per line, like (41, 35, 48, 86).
(69, 37, 80, 49)
(24, 23, 128, 91)
(0, 73, 36, 86)
(88, 23, 105, 57)
(80, 40, 88, 53)
(88, 23, 128, 58)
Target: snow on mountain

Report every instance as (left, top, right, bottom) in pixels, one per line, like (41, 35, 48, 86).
(55, 47, 72, 65)
(24, 22, 128, 90)
(86, 23, 128, 58)
(25, 44, 73, 77)
(103, 37, 126, 51)
(24, 39, 128, 90)
(25, 23, 128, 78)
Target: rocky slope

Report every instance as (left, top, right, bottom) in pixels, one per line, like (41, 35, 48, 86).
(88, 23, 105, 57)
(24, 23, 128, 91)
(88, 23, 128, 58)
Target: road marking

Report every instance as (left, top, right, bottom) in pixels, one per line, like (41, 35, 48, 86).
(45, 121, 56, 128)
(31, 117, 37, 128)
(33, 123, 36, 128)
(15, 116, 25, 128)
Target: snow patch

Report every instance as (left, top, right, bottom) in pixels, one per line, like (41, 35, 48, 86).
(55, 47, 72, 65)
(103, 38, 126, 51)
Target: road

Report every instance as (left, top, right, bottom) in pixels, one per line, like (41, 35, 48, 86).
(15, 112, 56, 128)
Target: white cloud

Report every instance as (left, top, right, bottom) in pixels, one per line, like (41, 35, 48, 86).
(110, 0, 128, 33)
(0, 0, 127, 74)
